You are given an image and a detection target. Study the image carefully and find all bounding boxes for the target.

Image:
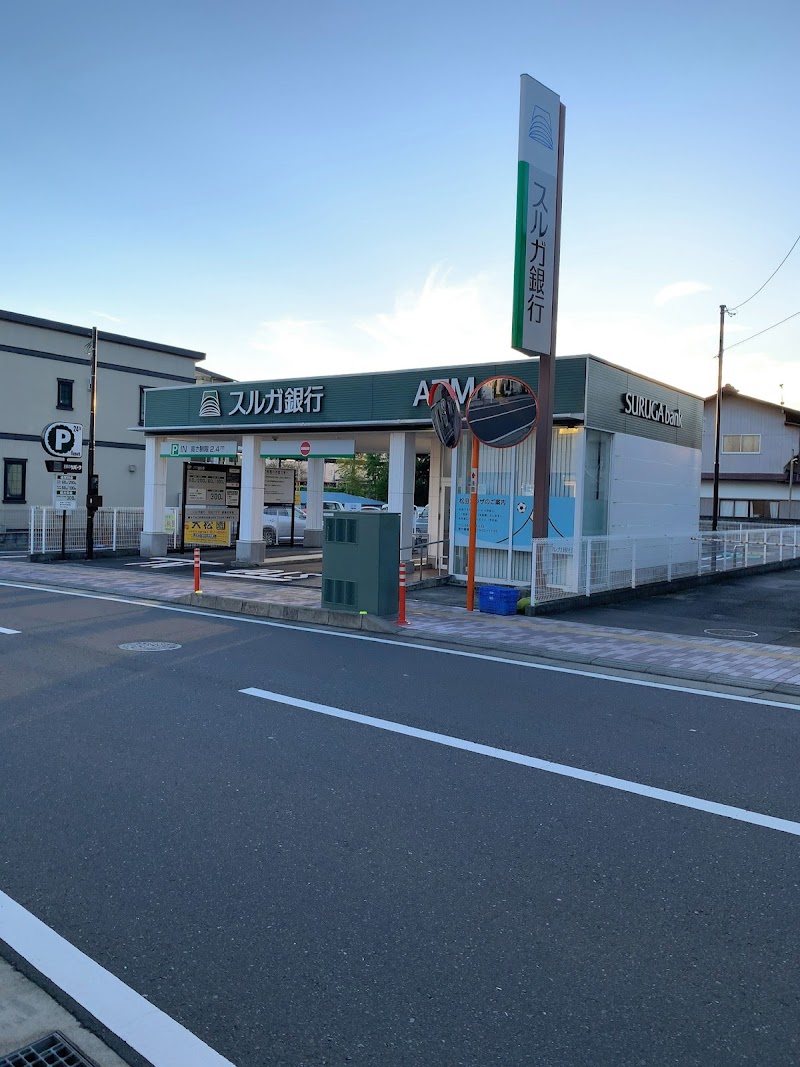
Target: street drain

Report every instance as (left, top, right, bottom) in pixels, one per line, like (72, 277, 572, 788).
(704, 628, 758, 639)
(0, 1031, 100, 1067)
(118, 641, 182, 652)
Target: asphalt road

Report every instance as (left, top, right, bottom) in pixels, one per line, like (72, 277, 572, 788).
(1, 583, 799, 1066)
(549, 567, 800, 647)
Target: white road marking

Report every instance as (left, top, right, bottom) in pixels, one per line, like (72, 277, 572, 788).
(0, 625, 20, 634)
(1, 579, 799, 712)
(0, 890, 235, 1067)
(241, 687, 800, 838)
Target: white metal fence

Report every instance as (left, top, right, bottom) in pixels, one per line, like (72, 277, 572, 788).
(531, 526, 800, 605)
(29, 507, 181, 555)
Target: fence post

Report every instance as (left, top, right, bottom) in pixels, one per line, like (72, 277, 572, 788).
(697, 535, 702, 576)
(585, 538, 592, 597)
(723, 530, 728, 570)
(29, 507, 35, 557)
(631, 539, 637, 589)
(112, 509, 118, 552)
(41, 507, 47, 555)
(779, 528, 785, 562)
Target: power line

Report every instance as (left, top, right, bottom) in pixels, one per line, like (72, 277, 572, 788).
(729, 232, 800, 312)
(725, 309, 800, 351)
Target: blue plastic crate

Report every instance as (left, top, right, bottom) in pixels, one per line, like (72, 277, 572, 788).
(477, 585, 520, 615)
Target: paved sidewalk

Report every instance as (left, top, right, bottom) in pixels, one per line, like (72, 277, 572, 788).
(2, 559, 800, 695)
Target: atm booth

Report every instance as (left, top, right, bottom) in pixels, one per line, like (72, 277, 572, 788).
(139, 355, 703, 590)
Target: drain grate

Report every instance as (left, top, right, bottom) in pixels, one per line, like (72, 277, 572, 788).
(118, 641, 182, 652)
(0, 1031, 100, 1067)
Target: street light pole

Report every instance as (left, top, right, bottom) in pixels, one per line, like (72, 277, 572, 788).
(711, 304, 727, 532)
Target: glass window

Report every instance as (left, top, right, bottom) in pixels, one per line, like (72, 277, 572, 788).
(57, 379, 74, 410)
(3, 459, 26, 503)
(722, 434, 761, 453)
(734, 500, 749, 517)
(719, 500, 734, 517)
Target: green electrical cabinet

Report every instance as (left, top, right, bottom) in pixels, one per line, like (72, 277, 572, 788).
(321, 511, 400, 616)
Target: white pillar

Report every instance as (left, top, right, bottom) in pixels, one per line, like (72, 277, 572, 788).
(236, 435, 265, 564)
(305, 457, 325, 548)
(427, 436, 443, 567)
(389, 431, 416, 564)
(140, 436, 169, 556)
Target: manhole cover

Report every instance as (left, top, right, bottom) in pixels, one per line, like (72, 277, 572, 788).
(703, 628, 758, 639)
(0, 1031, 100, 1067)
(118, 641, 182, 652)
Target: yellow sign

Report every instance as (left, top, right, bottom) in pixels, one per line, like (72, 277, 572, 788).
(183, 519, 230, 546)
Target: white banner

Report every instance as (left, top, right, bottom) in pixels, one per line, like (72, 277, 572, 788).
(512, 75, 563, 357)
(260, 439, 355, 459)
(264, 467, 296, 504)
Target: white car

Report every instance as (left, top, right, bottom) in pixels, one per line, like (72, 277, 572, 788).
(263, 505, 306, 546)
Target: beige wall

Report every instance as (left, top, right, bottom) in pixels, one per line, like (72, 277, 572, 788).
(1, 315, 200, 514)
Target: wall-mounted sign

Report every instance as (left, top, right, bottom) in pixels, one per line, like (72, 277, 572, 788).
(260, 439, 355, 459)
(161, 441, 238, 458)
(42, 422, 83, 458)
(199, 386, 326, 419)
(429, 381, 463, 449)
(622, 393, 683, 428)
(413, 377, 475, 408)
(466, 376, 538, 449)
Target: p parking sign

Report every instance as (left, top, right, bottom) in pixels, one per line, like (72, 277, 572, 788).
(42, 422, 83, 459)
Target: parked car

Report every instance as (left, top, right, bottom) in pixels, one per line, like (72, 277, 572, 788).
(263, 505, 306, 546)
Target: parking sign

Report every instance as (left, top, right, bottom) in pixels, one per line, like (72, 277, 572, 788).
(42, 422, 83, 459)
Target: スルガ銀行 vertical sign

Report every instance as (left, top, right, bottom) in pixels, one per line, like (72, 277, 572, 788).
(512, 75, 564, 357)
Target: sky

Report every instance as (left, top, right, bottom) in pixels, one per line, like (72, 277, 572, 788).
(1, 0, 798, 405)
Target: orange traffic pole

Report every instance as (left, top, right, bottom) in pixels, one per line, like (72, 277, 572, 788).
(397, 560, 410, 625)
(466, 435, 480, 610)
(193, 545, 201, 593)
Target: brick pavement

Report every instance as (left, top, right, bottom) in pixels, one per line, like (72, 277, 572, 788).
(1, 559, 800, 695)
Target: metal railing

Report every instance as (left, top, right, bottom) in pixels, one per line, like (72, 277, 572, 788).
(29, 507, 181, 556)
(531, 526, 800, 606)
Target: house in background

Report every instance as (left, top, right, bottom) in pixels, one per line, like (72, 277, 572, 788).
(0, 308, 209, 524)
(701, 385, 800, 521)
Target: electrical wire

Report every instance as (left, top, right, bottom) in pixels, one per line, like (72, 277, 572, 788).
(725, 309, 800, 351)
(729, 232, 800, 312)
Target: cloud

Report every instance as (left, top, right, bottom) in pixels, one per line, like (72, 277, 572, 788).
(88, 309, 123, 323)
(654, 281, 712, 306)
(236, 266, 511, 380)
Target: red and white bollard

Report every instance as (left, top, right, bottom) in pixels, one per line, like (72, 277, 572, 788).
(397, 560, 410, 626)
(193, 545, 201, 594)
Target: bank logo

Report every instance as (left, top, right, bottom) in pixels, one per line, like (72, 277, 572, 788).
(528, 105, 554, 150)
(199, 390, 221, 417)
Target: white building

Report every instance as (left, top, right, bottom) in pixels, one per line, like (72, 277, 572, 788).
(0, 309, 207, 530)
(701, 386, 800, 521)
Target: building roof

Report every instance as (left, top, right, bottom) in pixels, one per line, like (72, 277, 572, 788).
(0, 308, 205, 362)
(703, 384, 800, 426)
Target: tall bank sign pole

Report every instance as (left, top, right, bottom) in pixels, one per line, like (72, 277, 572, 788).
(511, 74, 565, 540)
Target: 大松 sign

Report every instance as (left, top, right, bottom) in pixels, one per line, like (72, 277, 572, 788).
(622, 392, 683, 428)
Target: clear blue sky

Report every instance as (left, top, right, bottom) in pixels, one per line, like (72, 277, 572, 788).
(2, 0, 798, 403)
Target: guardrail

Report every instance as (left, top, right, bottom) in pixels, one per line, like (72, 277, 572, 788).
(531, 526, 800, 606)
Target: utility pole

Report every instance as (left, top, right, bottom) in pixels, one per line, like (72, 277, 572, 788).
(86, 326, 99, 559)
(711, 304, 727, 532)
